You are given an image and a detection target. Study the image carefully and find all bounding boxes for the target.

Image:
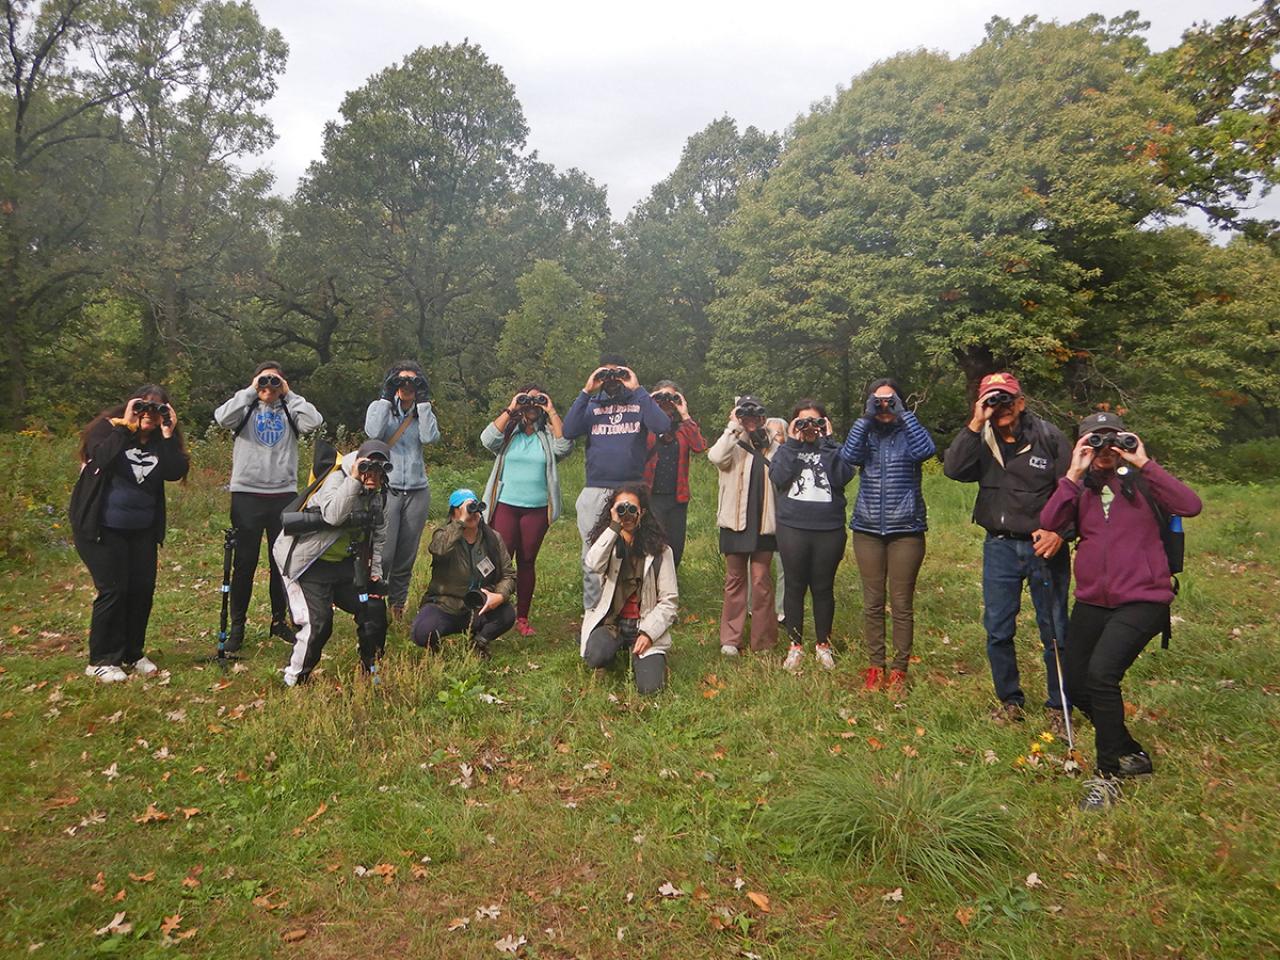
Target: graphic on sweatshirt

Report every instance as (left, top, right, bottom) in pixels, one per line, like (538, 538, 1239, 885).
(125, 448, 158, 483)
(591, 403, 643, 437)
(254, 408, 286, 447)
(789, 451, 833, 502)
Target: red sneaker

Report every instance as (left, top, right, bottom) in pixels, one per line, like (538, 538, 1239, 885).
(885, 669, 908, 693)
(515, 617, 536, 637)
(862, 667, 884, 692)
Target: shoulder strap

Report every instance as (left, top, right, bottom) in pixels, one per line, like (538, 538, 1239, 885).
(386, 404, 417, 449)
(278, 395, 300, 438)
(735, 438, 774, 467)
(233, 402, 257, 438)
(1132, 472, 1177, 649)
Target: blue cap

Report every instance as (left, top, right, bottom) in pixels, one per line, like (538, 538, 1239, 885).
(448, 488, 479, 509)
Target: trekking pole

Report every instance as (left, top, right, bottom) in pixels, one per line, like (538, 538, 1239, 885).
(1039, 562, 1075, 754)
(213, 527, 238, 669)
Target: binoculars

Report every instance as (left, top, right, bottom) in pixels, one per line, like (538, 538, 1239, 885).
(982, 390, 1016, 407)
(652, 391, 682, 405)
(257, 374, 283, 389)
(135, 400, 171, 424)
(615, 501, 640, 518)
(516, 393, 548, 407)
(465, 499, 486, 515)
(596, 367, 629, 382)
(795, 416, 826, 433)
(1086, 432, 1139, 452)
(392, 374, 428, 391)
(358, 457, 392, 475)
(874, 397, 893, 409)
(735, 402, 766, 419)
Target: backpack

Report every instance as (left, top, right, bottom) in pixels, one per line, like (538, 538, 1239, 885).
(1133, 474, 1185, 649)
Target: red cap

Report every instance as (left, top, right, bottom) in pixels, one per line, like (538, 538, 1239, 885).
(978, 372, 1021, 400)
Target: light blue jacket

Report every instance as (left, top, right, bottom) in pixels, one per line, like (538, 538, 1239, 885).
(480, 422, 574, 523)
(363, 399, 440, 492)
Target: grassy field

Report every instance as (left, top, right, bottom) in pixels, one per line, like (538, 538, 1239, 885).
(0, 431, 1277, 959)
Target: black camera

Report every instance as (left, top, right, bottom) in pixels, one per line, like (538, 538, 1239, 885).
(257, 374, 283, 389)
(652, 391, 682, 405)
(735, 402, 766, 420)
(597, 367, 628, 382)
(463, 588, 487, 611)
(983, 390, 1016, 408)
(615, 501, 640, 518)
(795, 416, 826, 433)
(516, 393, 548, 407)
(1086, 432, 1139, 452)
(465, 499, 487, 515)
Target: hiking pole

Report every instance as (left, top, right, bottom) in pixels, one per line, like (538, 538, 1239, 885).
(1039, 561, 1075, 754)
(213, 527, 239, 669)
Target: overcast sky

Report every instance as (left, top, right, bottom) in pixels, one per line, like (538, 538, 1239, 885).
(250, 0, 1264, 221)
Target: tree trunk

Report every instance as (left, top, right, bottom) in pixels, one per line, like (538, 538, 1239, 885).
(954, 344, 997, 402)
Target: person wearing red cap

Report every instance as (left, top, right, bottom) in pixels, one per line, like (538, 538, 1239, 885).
(943, 373, 1074, 728)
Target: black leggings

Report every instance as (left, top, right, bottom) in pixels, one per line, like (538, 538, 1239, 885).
(775, 523, 847, 646)
(1063, 601, 1167, 774)
(230, 491, 293, 630)
(75, 527, 159, 666)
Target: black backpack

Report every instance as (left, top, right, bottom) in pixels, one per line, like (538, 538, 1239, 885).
(1133, 474, 1185, 648)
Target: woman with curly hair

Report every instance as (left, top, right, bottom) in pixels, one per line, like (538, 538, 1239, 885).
(580, 484, 678, 694)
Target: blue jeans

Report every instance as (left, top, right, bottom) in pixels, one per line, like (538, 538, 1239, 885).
(981, 534, 1070, 709)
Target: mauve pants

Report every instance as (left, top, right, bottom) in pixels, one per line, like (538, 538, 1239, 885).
(489, 502, 550, 619)
(720, 551, 778, 651)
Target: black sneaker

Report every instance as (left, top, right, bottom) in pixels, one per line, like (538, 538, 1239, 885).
(270, 619, 297, 645)
(1079, 775, 1122, 811)
(223, 624, 245, 654)
(1115, 751, 1153, 778)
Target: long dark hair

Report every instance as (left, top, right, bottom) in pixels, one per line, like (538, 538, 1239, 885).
(587, 483, 668, 559)
(78, 383, 187, 463)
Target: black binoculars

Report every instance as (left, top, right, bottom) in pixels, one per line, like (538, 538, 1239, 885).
(874, 397, 893, 409)
(358, 457, 393, 475)
(257, 374, 283, 389)
(596, 367, 629, 381)
(463, 588, 487, 611)
(1086, 432, 1139, 452)
(465, 499, 486, 515)
(392, 374, 428, 391)
(615, 501, 640, 518)
(736, 402, 766, 419)
(795, 416, 826, 433)
(983, 390, 1016, 407)
(516, 393, 548, 407)
(652, 391, 682, 405)
(135, 400, 170, 419)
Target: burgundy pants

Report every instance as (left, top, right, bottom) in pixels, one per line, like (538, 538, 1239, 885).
(489, 502, 550, 619)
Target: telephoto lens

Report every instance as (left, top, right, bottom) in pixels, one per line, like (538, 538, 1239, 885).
(463, 588, 486, 611)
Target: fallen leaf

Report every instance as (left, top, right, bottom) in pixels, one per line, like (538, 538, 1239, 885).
(253, 892, 289, 912)
(89, 872, 106, 894)
(281, 928, 307, 943)
(866, 737, 885, 751)
(746, 891, 771, 913)
(732, 877, 745, 890)
(1025, 872, 1044, 889)
(410, 864, 429, 880)
(160, 914, 182, 936)
(475, 904, 502, 920)
(901, 745, 919, 758)
(494, 933, 527, 953)
(658, 882, 683, 898)
(94, 911, 132, 937)
(179, 807, 201, 820)
(101, 763, 119, 781)
(882, 887, 904, 903)
(955, 905, 976, 927)
(447, 917, 471, 932)
(44, 796, 79, 810)
(134, 803, 169, 824)
(128, 871, 155, 883)
(112, 889, 126, 903)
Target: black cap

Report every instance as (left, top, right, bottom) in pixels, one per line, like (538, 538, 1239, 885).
(1077, 412, 1126, 437)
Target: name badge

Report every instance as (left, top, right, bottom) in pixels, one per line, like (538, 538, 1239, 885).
(476, 556, 496, 578)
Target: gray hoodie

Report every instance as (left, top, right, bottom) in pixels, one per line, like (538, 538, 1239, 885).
(213, 387, 323, 494)
(362, 398, 440, 491)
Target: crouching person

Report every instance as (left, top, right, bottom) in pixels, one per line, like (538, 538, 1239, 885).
(275, 440, 392, 686)
(581, 484, 677, 694)
(411, 489, 516, 658)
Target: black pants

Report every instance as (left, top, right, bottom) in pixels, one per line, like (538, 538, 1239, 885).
(282, 558, 387, 685)
(229, 492, 294, 636)
(1063, 601, 1167, 774)
(410, 602, 516, 652)
(583, 617, 667, 693)
(75, 527, 159, 666)
(775, 523, 847, 646)
(649, 494, 688, 567)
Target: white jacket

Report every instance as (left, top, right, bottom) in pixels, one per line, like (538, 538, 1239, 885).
(707, 423, 779, 534)
(272, 451, 388, 581)
(579, 525, 678, 657)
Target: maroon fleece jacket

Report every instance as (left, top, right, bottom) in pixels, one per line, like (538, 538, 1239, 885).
(1040, 461, 1202, 608)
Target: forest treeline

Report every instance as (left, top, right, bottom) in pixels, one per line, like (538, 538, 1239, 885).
(3, 0, 1279, 468)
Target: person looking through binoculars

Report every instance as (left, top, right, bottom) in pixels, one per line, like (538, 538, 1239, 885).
(274, 440, 391, 686)
(562, 354, 671, 610)
(642, 381, 706, 568)
(364, 360, 440, 619)
(482, 385, 573, 637)
(71, 385, 190, 682)
(213, 361, 323, 652)
(411, 489, 516, 657)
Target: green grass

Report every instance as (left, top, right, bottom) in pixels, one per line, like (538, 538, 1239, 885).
(1, 434, 1278, 958)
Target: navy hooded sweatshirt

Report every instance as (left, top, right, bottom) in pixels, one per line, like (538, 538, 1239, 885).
(562, 386, 671, 487)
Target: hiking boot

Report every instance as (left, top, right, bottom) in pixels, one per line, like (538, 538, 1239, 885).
(269, 619, 296, 645)
(1079, 775, 1122, 811)
(1115, 751, 1153, 778)
(126, 656, 159, 677)
(85, 664, 128, 684)
(720, 644, 740, 658)
(782, 645, 804, 672)
(224, 623, 245, 654)
(862, 667, 885, 692)
(1045, 707, 1068, 737)
(885, 669, 908, 694)
(992, 701, 1026, 724)
(515, 617, 536, 637)
(815, 644, 836, 670)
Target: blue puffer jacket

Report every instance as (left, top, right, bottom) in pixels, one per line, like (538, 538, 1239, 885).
(838, 412, 936, 535)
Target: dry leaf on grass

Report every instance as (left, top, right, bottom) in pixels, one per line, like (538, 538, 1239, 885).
(1025, 872, 1044, 888)
(281, 928, 308, 943)
(882, 888, 904, 903)
(446, 917, 471, 932)
(94, 912, 132, 936)
(475, 904, 501, 920)
(160, 914, 182, 936)
(745, 891, 771, 913)
(866, 737, 885, 751)
(179, 807, 201, 820)
(133, 804, 169, 824)
(955, 906, 976, 927)
(658, 882, 683, 898)
(127, 871, 154, 883)
(494, 934, 527, 953)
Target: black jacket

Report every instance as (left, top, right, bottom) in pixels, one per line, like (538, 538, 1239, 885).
(69, 420, 190, 545)
(942, 412, 1072, 536)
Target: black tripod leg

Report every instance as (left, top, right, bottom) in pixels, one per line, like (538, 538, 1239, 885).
(214, 527, 238, 667)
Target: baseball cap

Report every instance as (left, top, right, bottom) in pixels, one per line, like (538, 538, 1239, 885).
(356, 439, 392, 461)
(978, 372, 1022, 400)
(1077, 412, 1127, 437)
(448, 488, 479, 509)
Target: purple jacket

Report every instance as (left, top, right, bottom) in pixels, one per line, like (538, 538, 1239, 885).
(1040, 461, 1202, 608)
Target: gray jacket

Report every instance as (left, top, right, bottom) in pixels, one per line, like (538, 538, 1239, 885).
(364, 398, 440, 491)
(272, 452, 388, 581)
(213, 388, 323, 494)
(480, 422, 574, 523)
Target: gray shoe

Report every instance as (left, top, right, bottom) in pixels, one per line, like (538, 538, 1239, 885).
(1079, 776, 1122, 811)
(720, 644, 740, 658)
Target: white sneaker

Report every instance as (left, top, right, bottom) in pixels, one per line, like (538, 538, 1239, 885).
(85, 664, 128, 684)
(720, 644, 740, 658)
(815, 644, 836, 671)
(127, 656, 159, 677)
(782, 645, 804, 672)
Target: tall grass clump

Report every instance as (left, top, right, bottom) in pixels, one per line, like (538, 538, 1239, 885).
(766, 765, 1019, 892)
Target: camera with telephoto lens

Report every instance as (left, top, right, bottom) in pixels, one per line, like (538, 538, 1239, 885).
(282, 506, 328, 536)
(982, 390, 1016, 408)
(795, 416, 826, 433)
(463, 588, 487, 612)
(597, 367, 628, 382)
(516, 393, 548, 407)
(257, 374, 283, 389)
(465, 499, 486, 515)
(735, 401, 766, 420)
(1086, 432, 1139, 452)
(652, 391, 682, 405)
(615, 501, 639, 518)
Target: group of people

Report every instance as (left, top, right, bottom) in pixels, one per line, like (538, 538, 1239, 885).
(68, 360, 1200, 809)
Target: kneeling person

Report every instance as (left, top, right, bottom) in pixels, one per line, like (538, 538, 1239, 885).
(276, 441, 392, 686)
(411, 489, 516, 657)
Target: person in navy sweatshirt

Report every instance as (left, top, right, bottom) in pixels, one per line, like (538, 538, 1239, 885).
(562, 354, 671, 610)
(1040, 412, 1202, 811)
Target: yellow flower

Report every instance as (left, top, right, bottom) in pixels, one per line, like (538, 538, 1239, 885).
(1030, 743, 1043, 754)
(1040, 732, 1055, 743)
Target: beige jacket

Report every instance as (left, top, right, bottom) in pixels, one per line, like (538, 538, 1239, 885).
(579, 525, 678, 657)
(707, 423, 779, 534)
